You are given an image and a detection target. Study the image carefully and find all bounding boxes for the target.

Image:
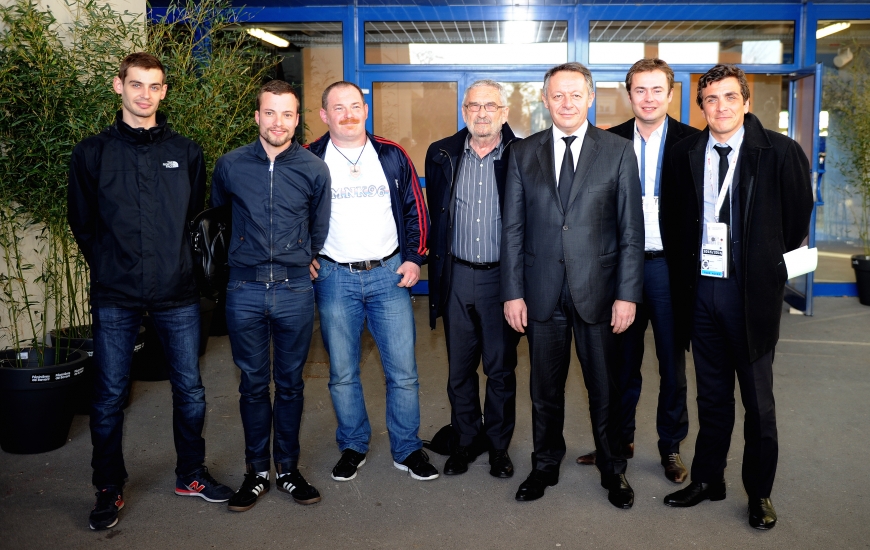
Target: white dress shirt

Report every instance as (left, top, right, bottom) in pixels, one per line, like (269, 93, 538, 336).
(634, 119, 666, 251)
(552, 120, 588, 186)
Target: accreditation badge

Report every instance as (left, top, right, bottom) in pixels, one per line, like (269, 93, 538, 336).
(700, 222, 729, 278)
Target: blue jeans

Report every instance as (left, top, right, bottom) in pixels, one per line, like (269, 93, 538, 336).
(91, 303, 205, 488)
(314, 253, 422, 462)
(225, 275, 314, 473)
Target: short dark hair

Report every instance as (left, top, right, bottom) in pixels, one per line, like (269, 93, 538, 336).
(696, 64, 750, 107)
(321, 81, 365, 109)
(543, 62, 594, 97)
(257, 79, 301, 111)
(625, 58, 674, 93)
(118, 52, 165, 83)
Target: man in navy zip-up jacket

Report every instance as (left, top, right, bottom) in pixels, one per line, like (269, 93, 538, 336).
(210, 80, 330, 512)
(306, 81, 436, 483)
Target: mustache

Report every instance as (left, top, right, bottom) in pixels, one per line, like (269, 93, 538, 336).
(339, 117, 362, 125)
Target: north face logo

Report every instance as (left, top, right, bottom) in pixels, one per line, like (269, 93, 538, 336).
(163, 161, 179, 168)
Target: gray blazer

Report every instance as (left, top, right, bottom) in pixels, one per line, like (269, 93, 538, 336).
(500, 124, 644, 324)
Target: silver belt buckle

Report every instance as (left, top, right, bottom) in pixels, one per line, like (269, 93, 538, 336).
(364, 260, 372, 270)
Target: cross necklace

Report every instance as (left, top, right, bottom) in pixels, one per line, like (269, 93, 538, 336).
(331, 139, 366, 178)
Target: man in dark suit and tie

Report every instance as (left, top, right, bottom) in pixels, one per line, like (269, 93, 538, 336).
(659, 64, 813, 530)
(502, 62, 644, 508)
(576, 59, 698, 484)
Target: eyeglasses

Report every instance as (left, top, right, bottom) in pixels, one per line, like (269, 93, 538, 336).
(465, 102, 505, 113)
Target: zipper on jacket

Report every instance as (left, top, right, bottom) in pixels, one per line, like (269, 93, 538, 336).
(439, 148, 455, 186)
(270, 160, 274, 281)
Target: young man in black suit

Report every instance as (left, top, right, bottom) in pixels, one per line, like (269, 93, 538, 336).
(576, 59, 698, 485)
(659, 64, 813, 530)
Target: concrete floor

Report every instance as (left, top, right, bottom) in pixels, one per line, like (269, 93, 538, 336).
(1, 296, 868, 549)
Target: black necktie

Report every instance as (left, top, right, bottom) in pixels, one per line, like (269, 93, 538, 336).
(715, 145, 732, 224)
(559, 136, 577, 211)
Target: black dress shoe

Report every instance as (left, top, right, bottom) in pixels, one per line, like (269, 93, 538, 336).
(444, 446, 472, 475)
(489, 449, 514, 478)
(748, 498, 777, 530)
(601, 474, 634, 509)
(663, 480, 726, 507)
(515, 470, 557, 502)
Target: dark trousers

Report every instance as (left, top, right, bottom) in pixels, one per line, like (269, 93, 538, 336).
(526, 279, 626, 476)
(91, 303, 205, 488)
(444, 262, 519, 450)
(225, 275, 314, 473)
(690, 276, 778, 499)
(621, 257, 688, 456)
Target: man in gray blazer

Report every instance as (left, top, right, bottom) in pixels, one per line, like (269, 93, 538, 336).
(502, 62, 644, 508)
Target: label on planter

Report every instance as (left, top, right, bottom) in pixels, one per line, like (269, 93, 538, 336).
(31, 374, 51, 383)
(18, 351, 29, 360)
(55, 371, 71, 380)
(74, 367, 85, 376)
(87, 351, 94, 357)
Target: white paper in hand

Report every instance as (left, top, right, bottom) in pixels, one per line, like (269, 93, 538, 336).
(783, 246, 818, 279)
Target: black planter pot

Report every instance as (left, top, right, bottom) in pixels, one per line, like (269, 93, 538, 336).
(852, 255, 870, 306)
(0, 347, 87, 454)
(52, 326, 143, 414)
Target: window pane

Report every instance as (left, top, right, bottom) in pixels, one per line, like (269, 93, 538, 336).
(242, 23, 343, 143)
(372, 82, 458, 176)
(501, 82, 552, 138)
(365, 21, 567, 65)
(589, 20, 794, 65)
(816, 20, 870, 272)
(594, 82, 682, 130)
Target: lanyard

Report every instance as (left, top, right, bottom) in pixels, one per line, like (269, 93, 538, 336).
(638, 117, 668, 197)
(706, 142, 739, 223)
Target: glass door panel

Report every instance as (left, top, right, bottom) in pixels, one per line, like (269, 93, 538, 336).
(370, 81, 458, 177)
(594, 81, 682, 129)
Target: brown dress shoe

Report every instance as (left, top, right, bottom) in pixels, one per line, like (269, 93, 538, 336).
(661, 453, 688, 483)
(576, 443, 634, 465)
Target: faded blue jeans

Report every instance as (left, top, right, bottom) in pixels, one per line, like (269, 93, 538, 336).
(91, 302, 205, 488)
(225, 275, 314, 473)
(314, 253, 422, 463)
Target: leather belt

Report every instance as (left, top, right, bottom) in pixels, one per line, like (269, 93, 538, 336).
(644, 250, 666, 260)
(452, 256, 499, 270)
(320, 248, 399, 271)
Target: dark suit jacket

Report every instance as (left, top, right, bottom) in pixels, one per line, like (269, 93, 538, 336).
(425, 124, 520, 329)
(660, 112, 813, 361)
(609, 116, 700, 254)
(501, 124, 644, 324)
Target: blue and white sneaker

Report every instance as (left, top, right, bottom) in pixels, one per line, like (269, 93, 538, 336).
(175, 466, 234, 502)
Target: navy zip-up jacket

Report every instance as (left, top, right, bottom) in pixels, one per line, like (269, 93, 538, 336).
(68, 111, 204, 309)
(210, 138, 331, 280)
(306, 131, 430, 266)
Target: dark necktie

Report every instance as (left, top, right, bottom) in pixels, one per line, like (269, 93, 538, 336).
(715, 145, 732, 224)
(559, 136, 577, 211)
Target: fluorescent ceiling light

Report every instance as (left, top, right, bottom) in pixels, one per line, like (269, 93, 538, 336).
(247, 28, 289, 48)
(502, 21, 537, 44)
(816, 22, 851, 39)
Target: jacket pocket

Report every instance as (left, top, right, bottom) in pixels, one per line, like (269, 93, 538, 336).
(524, 251, 536, 267)
(229, 219, 246, 254)
(588, 180, 617, 193)
(283, 222, 311, 257)
(599, 250, 618, 267)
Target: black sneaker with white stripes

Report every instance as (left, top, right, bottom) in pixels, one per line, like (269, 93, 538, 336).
(276, 470, 321, 505)
(394, 449, 439, 481)
(227, 472, 269, 512)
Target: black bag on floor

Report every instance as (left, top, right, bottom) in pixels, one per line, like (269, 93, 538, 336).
(423, 423, 491, 458)
(189, 204, 231, 300)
